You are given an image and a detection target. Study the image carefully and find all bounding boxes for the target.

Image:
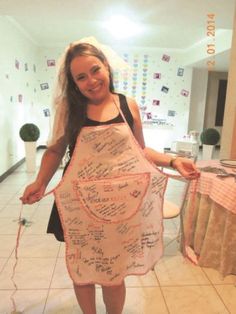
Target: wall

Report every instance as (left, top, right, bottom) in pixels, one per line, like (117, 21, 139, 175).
(0, 17, 43, 175)
(114, 47, 193, 150)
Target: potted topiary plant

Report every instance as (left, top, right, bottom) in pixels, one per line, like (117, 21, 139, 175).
(19, 123, 40, 172)
(200, 128, 220, 160)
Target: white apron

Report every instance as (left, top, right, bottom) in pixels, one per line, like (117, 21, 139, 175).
(52, 108, 167, 286)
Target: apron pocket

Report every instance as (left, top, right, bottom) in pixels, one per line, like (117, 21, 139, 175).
(73, 173, 150, 223)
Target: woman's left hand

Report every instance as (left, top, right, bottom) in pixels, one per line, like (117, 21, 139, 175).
(172, 157, 200, 180)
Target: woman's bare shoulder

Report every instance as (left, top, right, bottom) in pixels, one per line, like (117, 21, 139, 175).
(125, 96, 139, 117)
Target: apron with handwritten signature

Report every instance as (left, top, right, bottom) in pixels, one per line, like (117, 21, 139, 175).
(52, 107, 167, 286)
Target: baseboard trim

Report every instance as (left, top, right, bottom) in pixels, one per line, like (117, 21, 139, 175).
(0, 146, 46, 183)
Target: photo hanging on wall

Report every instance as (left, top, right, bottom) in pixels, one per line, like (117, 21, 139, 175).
(139, 105, 147, 111)
(43, 108, 51, 117)
(47, 59, 56, 67)
(181, 89, 189, 97)
(168, 110, 176, 117)
(177, 68, 184, 76)
(15, 59, 20, 70)
(153, 72, 161, 79)
(40, 83, 49, 90)
(152, 99, 160, 106)
(18, 94, 23, 103)
(146, 112, 152, 120)
(161, 86, 169, 93)
(162, 54, 170, 62)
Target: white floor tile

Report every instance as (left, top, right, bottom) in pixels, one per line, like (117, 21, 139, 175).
(0, 289, 48, 314)
(0, 258, 8, 272)
(15, 234, 60, 258)
(50, 258, 73, 289)
(22, 218, 49, 235)
(58, 242, 66, 257)
(163, 219, 178, 233)
(0, 193, 16, 202)
(162, 285, 229, 314)
(125, 271, 159, 287)
(0, 217, 23, 235)
(0, 257, 56, 289)
(33, 203, 54, 218)
(163, 232, 182, 256)
(0, 235, 19, 257)
(155, 255, 210, 286)
(124, 287, 168, 314)
(0, 184, 22, 194)
(0, 203, 36, 219)
(214, 285, 236, 314)
(202, 267, 236, 285)
(44, 288, 106, 314)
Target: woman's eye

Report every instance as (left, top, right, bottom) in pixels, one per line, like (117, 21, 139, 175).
(93, 66, 101, 73)
(77, 75, 85, 81)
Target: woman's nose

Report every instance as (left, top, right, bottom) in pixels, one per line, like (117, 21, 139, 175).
(87, 75, 96, 85)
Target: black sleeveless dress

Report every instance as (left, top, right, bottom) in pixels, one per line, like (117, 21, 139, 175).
(47, 94, 134, 241)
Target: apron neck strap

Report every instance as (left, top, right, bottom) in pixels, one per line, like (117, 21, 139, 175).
(112, 95, 129, 126)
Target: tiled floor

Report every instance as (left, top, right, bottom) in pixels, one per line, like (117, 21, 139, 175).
(0, 150, 235, 314)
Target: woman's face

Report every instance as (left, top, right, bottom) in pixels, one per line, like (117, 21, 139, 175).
(70, 55, 111, 103)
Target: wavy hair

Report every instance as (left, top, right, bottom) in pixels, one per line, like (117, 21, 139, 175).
(55, 43, 115, 146)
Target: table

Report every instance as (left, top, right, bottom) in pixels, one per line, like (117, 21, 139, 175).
(183, 160, 236, 277)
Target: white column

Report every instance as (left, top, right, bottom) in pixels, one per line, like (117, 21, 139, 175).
(220, 6, 236, 159)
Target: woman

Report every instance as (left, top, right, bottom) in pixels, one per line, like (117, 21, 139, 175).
(21, 42, 199, 314)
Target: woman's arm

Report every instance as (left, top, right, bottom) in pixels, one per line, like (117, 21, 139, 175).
(36, 145, 65, 186)
(20, 138, 67, 204)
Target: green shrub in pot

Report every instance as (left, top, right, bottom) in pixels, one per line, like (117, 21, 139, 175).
(200, 128, 220, 145)
(19, 123, 40, 142)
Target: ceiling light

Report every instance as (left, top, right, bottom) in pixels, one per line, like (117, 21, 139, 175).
(103, 15, 143, 39)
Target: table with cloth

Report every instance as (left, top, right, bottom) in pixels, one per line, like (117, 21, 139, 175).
(183, 160, 236, 277)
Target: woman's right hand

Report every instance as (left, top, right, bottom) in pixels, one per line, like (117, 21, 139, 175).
(20, 181, 47, 204)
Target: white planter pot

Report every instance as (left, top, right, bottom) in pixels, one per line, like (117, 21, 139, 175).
(202, 144, 214, 160)
(24, 141, 37, 172)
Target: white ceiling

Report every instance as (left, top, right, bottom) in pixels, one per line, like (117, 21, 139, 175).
(0, 0, 235, 71)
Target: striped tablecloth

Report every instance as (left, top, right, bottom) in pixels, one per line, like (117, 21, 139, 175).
(191, 159, 236, 214)
(184, 160, 236, 276)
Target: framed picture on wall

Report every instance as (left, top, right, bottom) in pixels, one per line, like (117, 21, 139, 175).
(18, 94, 23, 103)
(152, 99, 160, 106)
(40, 82, 49, 90)
(162, 54, 170, 62)
(47, 59, 56, 67)
(153, 72, 161, 79)
(168, 110, 176, 117)
(139, 106, 147, 111)
(15, 59, 20, 70)
(43, 108, 50, 117)
(177, 68, 184, 76)
(181, 89, 189, 97)
(146, 112, 152, 120)
(161, 86, 169, 93)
